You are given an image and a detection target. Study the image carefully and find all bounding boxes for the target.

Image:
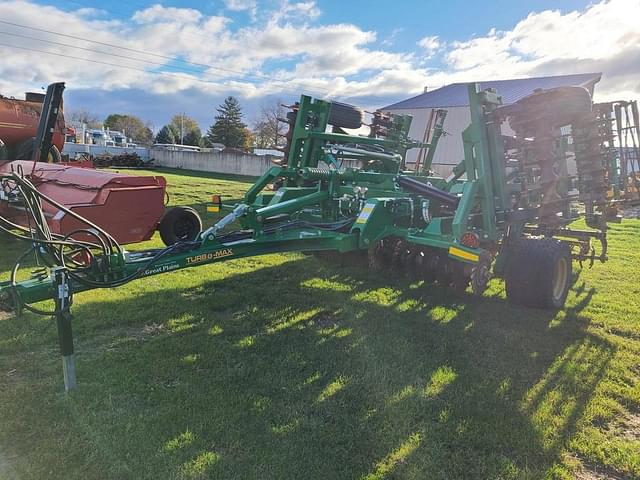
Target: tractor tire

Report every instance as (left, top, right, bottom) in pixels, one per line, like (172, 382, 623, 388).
(329, 102, 364, 129)
(504, 238, 572, 309)
(15, 137, 61, 162)
(15, 137, 35, 160)
(0, 139, 7, 161)
(159, 206, 202, 246)
(49, 145, 62, 163)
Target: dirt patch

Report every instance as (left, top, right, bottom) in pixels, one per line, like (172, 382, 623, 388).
(605, 327, 640, 341)
(574, 464, 627, 480)
(569, 454, 628, 480)
(620, 412, 640, 441)
(84, 322, 167, 354)
(313, 312, 337, 329)
(140, 322, 166, 337)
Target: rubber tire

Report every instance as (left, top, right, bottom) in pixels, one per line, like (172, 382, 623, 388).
(329, 102, 364, 129)
(159, 206, 202, 246)
(49, 145, 62, 163)
(15, 137, 35, 160)
(15, 137, 61, 162)
(505, 238, 572, 309)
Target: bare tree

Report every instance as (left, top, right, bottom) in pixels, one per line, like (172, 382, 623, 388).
(252, 100, 287, 149)
(66, 109, 101, 129)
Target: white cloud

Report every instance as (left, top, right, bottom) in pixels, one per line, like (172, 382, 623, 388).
(270, 0, 321, 23)
(224, 0, 256, 11)
(132, 4, 203, 24)
(443, 0, 640, 101)
(223, 0, 257, 22)
(417, 35, 440, 57)
(381, 28, 403, 47)
(0, 0, 637, 112)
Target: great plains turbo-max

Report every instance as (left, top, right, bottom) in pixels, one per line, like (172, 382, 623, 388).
(0, 83, 617, 390)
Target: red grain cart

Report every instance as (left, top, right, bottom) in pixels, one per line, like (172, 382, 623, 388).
(0, 161, 202, 245)
(0, 92, 66, 162)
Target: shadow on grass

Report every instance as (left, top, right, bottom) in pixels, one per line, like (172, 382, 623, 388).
(2, 255, 614, 479)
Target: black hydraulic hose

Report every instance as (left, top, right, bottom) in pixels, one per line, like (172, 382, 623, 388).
(8, 172, 120, 254)
(396, 176, 460, 207)
(10, 245, 68, 316)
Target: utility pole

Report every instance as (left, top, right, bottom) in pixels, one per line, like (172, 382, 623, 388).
(181, 113, 184, 145)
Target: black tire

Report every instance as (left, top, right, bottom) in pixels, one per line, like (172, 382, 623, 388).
(158, 206, 202, 246)
(15, 137, 61, 162)
(49, 145, 62, 163)
(329, 102, 364, 129)
(16, 137, 35, 160)
(505, 238, 572, 309)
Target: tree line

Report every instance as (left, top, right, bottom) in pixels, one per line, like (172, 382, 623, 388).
(68, 96, 287, 152)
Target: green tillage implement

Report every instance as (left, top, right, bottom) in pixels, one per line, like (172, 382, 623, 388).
(0, 83, 614, 390)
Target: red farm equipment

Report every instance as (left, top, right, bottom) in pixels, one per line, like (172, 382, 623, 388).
(0, 90, 65, 162)
(0, 82, 201, 246)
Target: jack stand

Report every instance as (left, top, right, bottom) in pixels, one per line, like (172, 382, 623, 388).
(53, 267, 76, 392)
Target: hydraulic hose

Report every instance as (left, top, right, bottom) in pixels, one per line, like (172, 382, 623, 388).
(396, 175, 460, 207)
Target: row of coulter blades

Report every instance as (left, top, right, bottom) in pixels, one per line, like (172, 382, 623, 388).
(320, 237, 488, 295)
(496, 87, 612, 231)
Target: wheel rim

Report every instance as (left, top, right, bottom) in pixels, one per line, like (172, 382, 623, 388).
(552, 257, 568, 302)
(174, 216, 196, 240)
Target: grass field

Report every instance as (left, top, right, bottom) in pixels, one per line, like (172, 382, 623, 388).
(0, 168, 639, 479)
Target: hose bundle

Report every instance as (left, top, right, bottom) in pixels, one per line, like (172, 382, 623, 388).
(1, 169, 197, 314)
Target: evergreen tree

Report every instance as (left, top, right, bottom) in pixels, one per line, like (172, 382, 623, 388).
(155, 125, 176, 144)
(206, 96, 249, 149)
(183, 127, 203, 147)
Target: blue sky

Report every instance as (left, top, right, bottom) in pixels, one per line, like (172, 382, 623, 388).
(0, 0, 636, 132)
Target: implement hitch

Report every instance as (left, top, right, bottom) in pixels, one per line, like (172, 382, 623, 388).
(53, 268, 76, 391)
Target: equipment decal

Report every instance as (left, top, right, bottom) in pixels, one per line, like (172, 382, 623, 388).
(186, 248, 234, 264)
(356, 203, 375, 224)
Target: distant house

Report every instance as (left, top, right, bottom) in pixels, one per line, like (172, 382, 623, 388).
(383, 73, 602, 176)
(253, 148, 285, 158)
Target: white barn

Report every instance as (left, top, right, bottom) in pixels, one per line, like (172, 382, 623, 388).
(383, 73, 602, 176)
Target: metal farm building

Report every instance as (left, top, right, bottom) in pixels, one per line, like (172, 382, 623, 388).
(383, 72, 602, 176)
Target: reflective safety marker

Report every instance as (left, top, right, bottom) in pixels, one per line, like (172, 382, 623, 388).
(448, 246, 479, 263)
(356, 203, 375, 224)
(207, 194, 222, 213)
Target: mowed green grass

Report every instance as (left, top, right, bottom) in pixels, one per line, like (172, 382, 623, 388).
(0, 168, 639, 479)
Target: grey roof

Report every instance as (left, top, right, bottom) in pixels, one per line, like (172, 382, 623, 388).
(384, 72, 602, 110)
